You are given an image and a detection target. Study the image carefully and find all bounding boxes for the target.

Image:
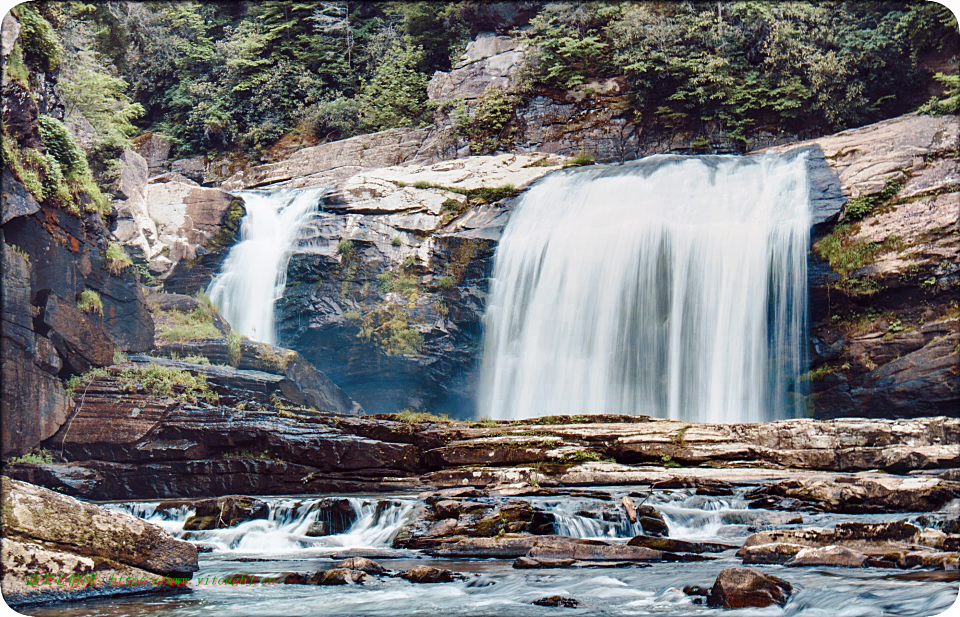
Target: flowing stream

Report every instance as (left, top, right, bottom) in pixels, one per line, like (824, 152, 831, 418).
(206, 188, 326, 345)
(480, 154, 811, 422)
(39, 489, 955, 617)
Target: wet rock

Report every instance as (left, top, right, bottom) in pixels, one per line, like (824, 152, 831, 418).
(627, 535, 736, 554)
(304, 521, 331, 537)
(394, 496, 554, 549)
(311, 498, 360, 536)
(740, 543, 808, 565)
(706, 567, 793, 609)
(621, 495, 637, 522)
(513, 556, 574, 569)
(132, 132, 172, 175)
(683, 585, 710, 596)
(182, 496, 269, 530)
(637, 506, 670, 537)
(335, 557, 384, 574)
(747, 476, 960, 513)
(307, 568, 366, 585)
(399, 565, 461, 584)
(786, 545, 868, 568)
(424, 536, 540, 559)
(330, 549, 405, 560)
(533, 596, 580, 608)
(527, 538, 663, 562)
(0, 477, 198, 581)
(1, 170, 39, 225)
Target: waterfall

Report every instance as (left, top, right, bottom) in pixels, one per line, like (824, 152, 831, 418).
(207, 188, 325, 345)
(479, 153, 811, 423)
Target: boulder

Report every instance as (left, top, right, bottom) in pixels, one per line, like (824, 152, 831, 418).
(527, 539, 663, 562)
(307, 568, 366, 585)
(182, 495, 269, 530)
(335, 557, 384, 574)
(706, 567, 793, 609)
(399, 565, 461, 584)
(786, 545, 868, 568)
(1, 477, 197, 606)
(1, 170, 40, 225)
(513, 556, 574, 569)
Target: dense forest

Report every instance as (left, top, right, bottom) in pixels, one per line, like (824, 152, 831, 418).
(4, 1, 959, 208)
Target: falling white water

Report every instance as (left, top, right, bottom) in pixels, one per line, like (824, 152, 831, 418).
(480, 154, 811, 423)
(206, 188, 326, 345)
(104, 497, 417, 556)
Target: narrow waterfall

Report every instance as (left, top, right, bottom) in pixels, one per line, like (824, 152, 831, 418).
(479, 154, 811, 423)
(207, 188, 325, 345)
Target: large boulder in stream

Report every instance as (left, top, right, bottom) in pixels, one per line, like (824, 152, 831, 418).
(706, 567, 793, 609)
(0, 477, 197, 607)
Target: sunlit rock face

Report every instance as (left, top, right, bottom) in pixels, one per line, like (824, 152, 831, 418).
(480, 153, 812, 422)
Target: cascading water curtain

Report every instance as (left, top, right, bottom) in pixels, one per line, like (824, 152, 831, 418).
(207, 188, 325, 345)
(479, 154, 811, 423)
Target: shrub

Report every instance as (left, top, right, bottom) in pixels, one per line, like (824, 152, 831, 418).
(155, 307, 222, 341)
(14, 4, 61, 71)
(391, 236, 402, 246)
(842, 178, 902, 223)
(6, 449, 54, 465)
(814, 226, 879, 281)
(564, 152, 596, 168)
(299, 96, 364, 142)
(358, 40, 431, 131)
(36, 116, 109, 215)
(77, 290, 103, 316)
(226, 330, 242, 367)
(337, 239, 355, 258)
(117, 362, 218, 404)
(453, 86, 517, 155)
(106, 243, 133, 275)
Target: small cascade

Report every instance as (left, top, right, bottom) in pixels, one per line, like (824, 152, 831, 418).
(480, 153, 811, 422)
(536, 497, 643, 539)
(646, 490, 755, 540)
(206, 187, 326, 345)
(107, 497, 416, 555)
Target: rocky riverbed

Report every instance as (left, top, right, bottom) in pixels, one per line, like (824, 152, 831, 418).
(8, 480, 959, 615)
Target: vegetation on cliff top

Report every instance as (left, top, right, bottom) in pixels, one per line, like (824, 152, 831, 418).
(46, 1, 958, 160)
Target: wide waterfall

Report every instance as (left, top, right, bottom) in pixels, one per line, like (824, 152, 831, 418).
(479, 153, 811, 423)
(207, 188, 325, 345)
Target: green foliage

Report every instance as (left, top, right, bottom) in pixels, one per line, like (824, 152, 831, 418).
(454, 86, 517, 154)
(64, 367, 110, 397)
(182, 354, 211, 365)
(815, 226, 879, 281)
(77, 290, 103, 316)
(155, 305, 222, 342)
(6, 449, 54, 465)
(36, 116, 109, 215)
(300, 96, 363, 142)
(435, 275, 454, 290)
(357, 304, 423, 355)
(337, 239, 356, 258)
(842, 178, 903, 223)
(15, 4, 62, 71)
(117, 362, 218, 404)
(7, 243, 31, 263)
(2, 136, 45, 203)
(564, 152, 596, 167)
(391, 408, 452, 424)
(105, 243, 133, 275)
(359, 40, 431, 131)
(918, 73, 960, 116)
(226, 330, 242, 367)
(566, 450, 604, 463)
(391, 236, 402, 247)
(3, 41, 30, 85)
(59, 60, 144, 168)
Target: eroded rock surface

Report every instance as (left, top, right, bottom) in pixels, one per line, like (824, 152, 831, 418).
(0, 477, 197, 606)
(706, 567, 793, 609)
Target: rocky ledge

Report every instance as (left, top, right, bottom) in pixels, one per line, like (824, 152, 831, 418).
(0, 477, 198, 607)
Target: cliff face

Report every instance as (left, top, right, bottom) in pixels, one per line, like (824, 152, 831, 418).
(0, 12, 154, 457)
(767, 114, 959, 419)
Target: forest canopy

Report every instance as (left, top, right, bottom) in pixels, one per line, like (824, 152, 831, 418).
(18, 1, 960, 165)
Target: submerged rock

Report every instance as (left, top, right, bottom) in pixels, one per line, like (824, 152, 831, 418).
(533, 596, 580, 608)
(706, 567, 793, 609)
(740, 542, 807, 565)
(399, 565, 461, 584)
(747, 476, 960, 513)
